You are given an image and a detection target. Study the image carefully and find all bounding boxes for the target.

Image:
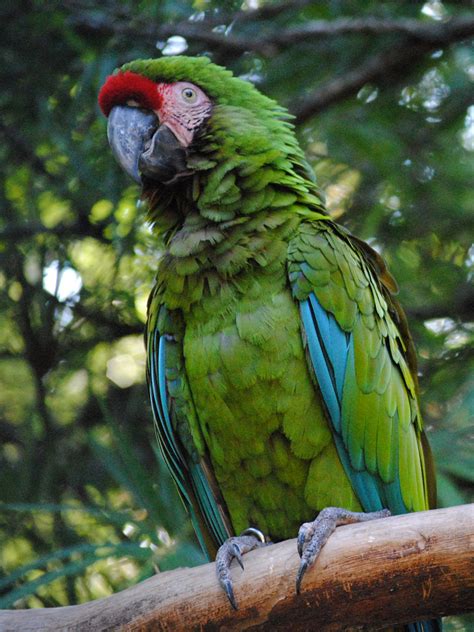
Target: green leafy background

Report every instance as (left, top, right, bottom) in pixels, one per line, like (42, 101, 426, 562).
(1, 1, 472, 628)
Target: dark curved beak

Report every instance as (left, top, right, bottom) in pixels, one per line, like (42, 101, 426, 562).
(107, 105, 188, 185)
(107, 106, 157, 184)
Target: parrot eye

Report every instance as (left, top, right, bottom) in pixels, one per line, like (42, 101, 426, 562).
(181, 87, 198, 104)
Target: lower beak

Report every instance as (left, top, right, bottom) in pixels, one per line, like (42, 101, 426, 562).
(139, 125, 188, 184)
(107, 105, 187, 185)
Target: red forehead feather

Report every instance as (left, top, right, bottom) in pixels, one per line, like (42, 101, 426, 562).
(98, 71, 162, 116)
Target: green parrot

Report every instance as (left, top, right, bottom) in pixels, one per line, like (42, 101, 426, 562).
(99, 56, 439, 631)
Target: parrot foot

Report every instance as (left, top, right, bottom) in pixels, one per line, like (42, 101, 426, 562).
(216, 527, 267, 610)
(296, 506, 391, 594)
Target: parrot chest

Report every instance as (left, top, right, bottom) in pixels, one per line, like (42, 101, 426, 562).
(182, 278, 354, 539)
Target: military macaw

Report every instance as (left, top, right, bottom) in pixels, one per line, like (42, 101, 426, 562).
(99, 56, 439, 631)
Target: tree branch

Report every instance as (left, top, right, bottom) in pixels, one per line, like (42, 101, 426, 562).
(234, 0, 313, 24)
(292, 43, 427, 122)
(407, 283, 474, 322)
(292, 16, 474, 122)
(65, 5, 474, 60)
(173, 15, 474, 60)
(0, 219, 106, 243)
(272, 15, 474, 46)
(64, 5, 474, 120)
(1, 505, 472, 630)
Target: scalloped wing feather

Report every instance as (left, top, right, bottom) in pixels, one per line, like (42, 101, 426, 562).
(289, 222, 434, 515)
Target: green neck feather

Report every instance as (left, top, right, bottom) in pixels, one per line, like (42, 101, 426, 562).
(120, 56, 326, 234)
(119, 57, 330, 306)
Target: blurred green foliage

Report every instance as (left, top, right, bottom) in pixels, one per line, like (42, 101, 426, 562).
(0, 0, 472, 627)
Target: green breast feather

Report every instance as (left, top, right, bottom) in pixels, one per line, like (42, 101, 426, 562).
(113, 56, 436, 552)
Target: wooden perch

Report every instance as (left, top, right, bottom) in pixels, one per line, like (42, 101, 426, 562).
(1, 504, 472, 631)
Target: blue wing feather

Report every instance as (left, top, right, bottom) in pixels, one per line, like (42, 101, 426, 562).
(158, 335, 185, 467)
(301, 298, 341, 429)
(300, 294, 439, 631)
(149, 331, 188, 496)
(191, 464, 230, 546)
(300, 296, 406, 514)
(148, 326, 231, 554)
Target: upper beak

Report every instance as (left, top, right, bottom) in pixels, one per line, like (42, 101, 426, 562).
(107, 105, 188, 185)
(107, 106, 157, 184)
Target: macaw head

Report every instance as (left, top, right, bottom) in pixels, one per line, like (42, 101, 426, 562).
(99, 56, 284, 182)
(99, 56, 320, 224)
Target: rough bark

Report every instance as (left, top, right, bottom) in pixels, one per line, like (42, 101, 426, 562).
(0, 504, 472, 631)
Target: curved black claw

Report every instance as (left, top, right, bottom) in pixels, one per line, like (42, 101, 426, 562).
(295, 560, 308, 595)
(296, 507, 391, 594)
(221, 576, 237, 610)
(216, 528, 266, 610)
